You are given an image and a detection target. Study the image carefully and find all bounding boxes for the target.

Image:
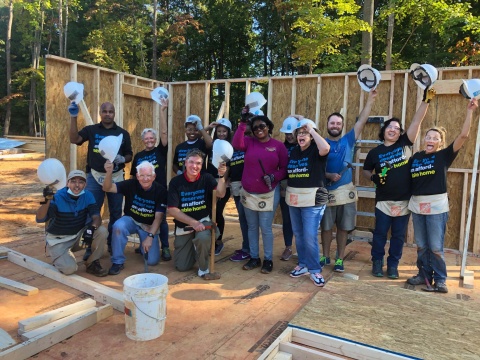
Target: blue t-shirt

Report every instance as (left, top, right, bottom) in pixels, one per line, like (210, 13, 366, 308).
(325, 129, 355, 190)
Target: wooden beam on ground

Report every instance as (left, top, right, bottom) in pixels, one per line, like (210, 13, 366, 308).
(18, 298, 96, 334)
(0, 276, 38, 296)
(0, 329, 15, 351)
(2, 247, 123, 311)
(463, 269, 474, 289)
(0, 305, 112, 360)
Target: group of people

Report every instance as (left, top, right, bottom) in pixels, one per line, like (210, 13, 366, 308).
(36, 86, 478, 291)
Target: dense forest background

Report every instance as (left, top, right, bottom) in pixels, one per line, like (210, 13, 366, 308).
(1, 0, 479, 136)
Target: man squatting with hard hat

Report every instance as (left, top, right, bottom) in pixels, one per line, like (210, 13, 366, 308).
(36, 170, 109, 277)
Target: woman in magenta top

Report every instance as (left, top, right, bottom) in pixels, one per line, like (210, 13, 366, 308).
(233, 112, 288, 274)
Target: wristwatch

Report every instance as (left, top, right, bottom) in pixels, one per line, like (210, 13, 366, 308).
(147, 233, 154, 238)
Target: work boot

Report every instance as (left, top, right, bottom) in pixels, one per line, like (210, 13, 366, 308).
(86, 260, 108, 277)
(372, 259, 384, 277)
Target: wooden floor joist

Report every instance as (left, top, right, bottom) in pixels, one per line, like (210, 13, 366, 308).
(18, 298, 97, 334)
(0, 247, 123, 311)
(0, 276, 39, 296)
(0, 305, 112, 360)
(0, 329, 15, 352)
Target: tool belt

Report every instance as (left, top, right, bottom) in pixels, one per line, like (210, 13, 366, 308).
(91, 169, 124, 185)
(327, 183, 357, 207)
(240, 188, 275, 211)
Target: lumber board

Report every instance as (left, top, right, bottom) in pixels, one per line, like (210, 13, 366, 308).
(258, 327, 292, 360)
(463, 269, 474, 289)
(2, 247, 124, 311)
(0, 305, 112, 360)
(279, 342, 345, 360)
(122, 83, 152, 99)
(0, 276, 39, 296)
(20, 305, 112, 341)
(0, 329, 15, 351)
(272, 351, 293, 360)
(18, 298, 96, 334)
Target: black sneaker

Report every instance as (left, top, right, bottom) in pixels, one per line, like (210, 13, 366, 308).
(261, 260, 273, 274)
(433, 282, 448, 293)
(243, 258, 261, 270)
(215, 243, 224, 256)
(372, 259, 384, 277)
(407, 274, 429, 286)
(387, 266, 399, 279)
(161, 248, 172, 261)
(86, 260, 108, 277)
(108, 263, 124, 275)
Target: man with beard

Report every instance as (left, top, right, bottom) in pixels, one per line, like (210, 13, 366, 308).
(320, 89, 377, 272)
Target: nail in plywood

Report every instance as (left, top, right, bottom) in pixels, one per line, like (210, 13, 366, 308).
(0, 276, 39, 296)
(18, 298, 96, 334)
(0, 305, 112, 360)
(2, 247, 124, 311)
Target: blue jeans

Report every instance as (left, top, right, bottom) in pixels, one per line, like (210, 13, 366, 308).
(111, 216, 160, 266)
(243, 186, 280, 260)
(412, 212, 448, 283)
(86, 173, 123, 245)
(234, 195, 250, 253)
(280, 196, 294, 247)
(289, 205, 325, 274)
(371, 208, 410, 268)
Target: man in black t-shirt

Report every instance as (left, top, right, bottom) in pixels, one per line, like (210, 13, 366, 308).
(168, 149, 227, 278)
(103, 161, 167, 275)
(69, 102, 133, 254)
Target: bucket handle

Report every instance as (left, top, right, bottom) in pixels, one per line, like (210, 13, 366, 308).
(130, 296, 167, 323)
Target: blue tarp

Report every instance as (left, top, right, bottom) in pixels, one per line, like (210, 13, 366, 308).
(0, 138, 26, 150)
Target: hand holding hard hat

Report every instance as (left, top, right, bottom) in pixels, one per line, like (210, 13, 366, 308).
(212, 139, 234, 169)
(245, 92, 267, 113)
(410, 63, 438, 90)
(459, 79, 480, 100)
(357, 65, 381, 92)
(151, 87, 169, 104)
(297, 119, 317, 130)
(98, 134, 123, 162)
(37, 158, 67, 190)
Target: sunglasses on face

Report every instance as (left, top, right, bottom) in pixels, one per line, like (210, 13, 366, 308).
(252, 123, 267, 132)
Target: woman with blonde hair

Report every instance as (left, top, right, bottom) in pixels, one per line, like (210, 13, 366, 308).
(407, 98, 478, 293)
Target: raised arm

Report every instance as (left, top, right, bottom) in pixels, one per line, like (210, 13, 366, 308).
(354, 90, 378, 139)
(68, 102, 84, 144)
(453, 99, 478, 152)
(102, 161, 118, 193)
(159, 98, 168, 147)
(406, 88, 435, 143)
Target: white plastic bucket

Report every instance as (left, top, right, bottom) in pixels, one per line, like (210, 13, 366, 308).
(123, 273, 168, 341)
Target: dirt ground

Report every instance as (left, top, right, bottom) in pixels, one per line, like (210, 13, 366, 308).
(2, 156, 480, 360)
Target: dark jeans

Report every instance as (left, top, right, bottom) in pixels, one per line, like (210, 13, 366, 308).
(234, 195, 249, 253)
(371, 207, 410, 268)
(216, 187, 231, 244)
(280, 196, 293, 247)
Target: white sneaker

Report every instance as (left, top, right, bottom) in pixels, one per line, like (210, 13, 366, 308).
(198, 268, 209, 277)
(290, 266, 309, 278)
(310, 272, 325, 287)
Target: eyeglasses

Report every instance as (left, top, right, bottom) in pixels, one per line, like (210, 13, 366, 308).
(297, 131, 309, 136)
(252, 124, 267, 132)
(138, 174, 154, 179)
(386, 125, 401, 131)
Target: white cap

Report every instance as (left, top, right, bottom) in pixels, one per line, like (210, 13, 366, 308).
(150, 87, 169, 104)
(216, 118, 232, 130)
(37, 158, 67, 190)
(357, 65, 381, 92)
(459, 79, 480, 100)
(212, 140, 234, 169)
(280, 117, 299, 133)
(63, 82, 84, 103)
(410, 63, 438, 90)
(98, 134, 123, 162)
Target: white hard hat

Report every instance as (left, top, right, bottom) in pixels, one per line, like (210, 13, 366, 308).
(37, 158, 67, 190)
(98, 134, 123, 162)
(216, 118, 232, 130)
(357, 65, 381, 92)
(212, 140, 234, 169)
(185, 114, 201, 125)
(245, 92, 267, 113)
(297, 119, 317, 130)
(410, 63, 438, 90)
(150, 87, 169, 104)
(63, 82, 84, 103)
(280, 117, 299, 133)
(459, 79, 480, 100)
(252, 109, 264, 116)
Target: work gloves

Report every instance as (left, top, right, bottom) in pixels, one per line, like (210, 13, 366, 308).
(68, 102, 79, 117)
(82, 225, 96, 247)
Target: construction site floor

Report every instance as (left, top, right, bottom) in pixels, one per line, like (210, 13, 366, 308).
(1, 157, 480, 360)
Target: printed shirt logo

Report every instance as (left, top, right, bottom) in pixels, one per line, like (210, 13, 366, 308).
(258, 201, 266, 209)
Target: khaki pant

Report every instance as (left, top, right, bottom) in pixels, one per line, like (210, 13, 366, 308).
(46, 226, 108, 275)
(174, 222, 219, 272)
